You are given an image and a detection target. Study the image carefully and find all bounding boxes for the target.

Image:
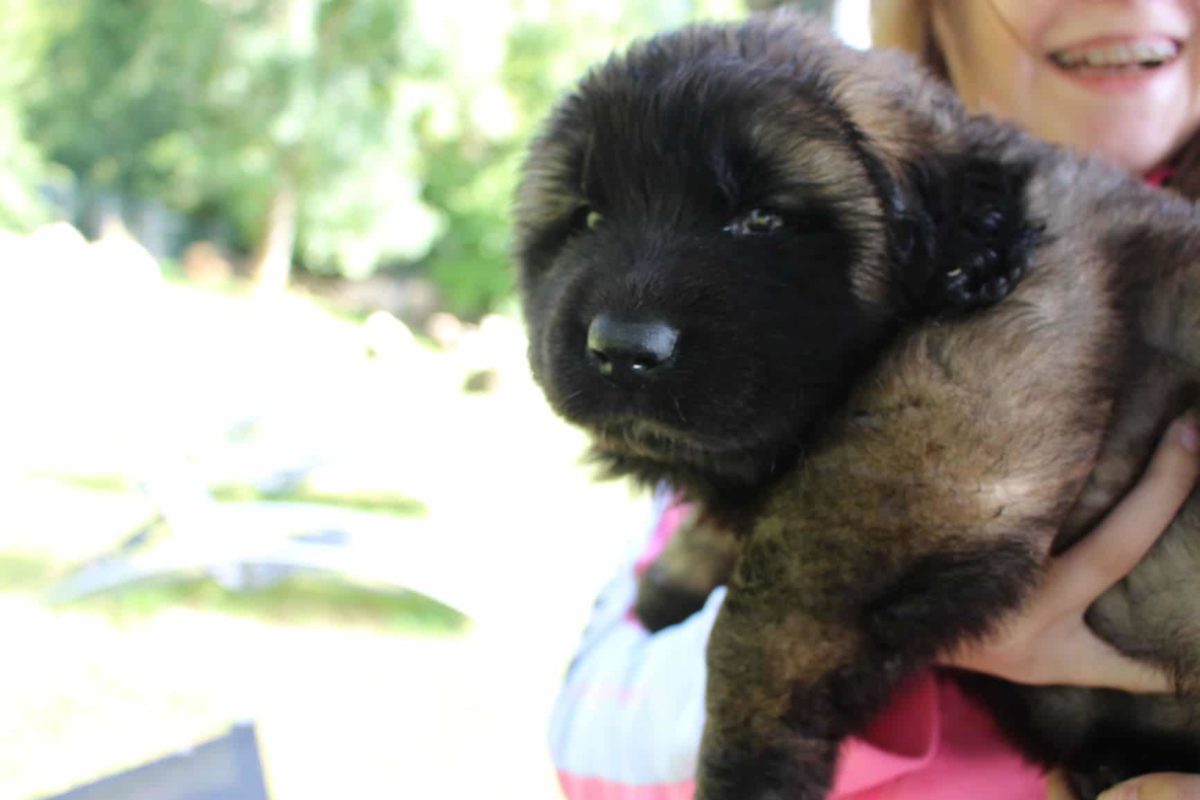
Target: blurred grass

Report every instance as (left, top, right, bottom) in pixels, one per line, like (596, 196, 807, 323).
(0, 259, 650, 800)
(30, 472, 134, 493)
(0, 554, 57, 592)
(209, 485, 428, 517)
(74, 575, 468, 633)
(0, 548, 467, 634)
(35, 473, 430, 517)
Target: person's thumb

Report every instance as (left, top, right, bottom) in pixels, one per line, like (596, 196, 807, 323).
(1097, 772, 1200, 800)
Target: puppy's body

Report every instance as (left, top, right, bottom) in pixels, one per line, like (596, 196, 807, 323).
(516, 14, 1200, 800)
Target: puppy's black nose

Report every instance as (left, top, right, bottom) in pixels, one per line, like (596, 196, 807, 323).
(587, 314, 679, 381)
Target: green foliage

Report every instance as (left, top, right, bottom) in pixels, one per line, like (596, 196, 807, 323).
(172, 0, 442, 276)
(29, 0, 222, 196)
(28, 0, 441, 277)
(17, 0, 749, 312)
(0, 0, 56, 231)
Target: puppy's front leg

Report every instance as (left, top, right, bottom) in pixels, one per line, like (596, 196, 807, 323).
(696, 594, 863, 800)
(695, 532, 1042, 800)
(636, 509, 741, 631)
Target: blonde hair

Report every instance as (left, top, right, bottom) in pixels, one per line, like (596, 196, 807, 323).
(868, 0, 1200, 197)
(870, 1, 929, 57)
(869, 0, 945, 77)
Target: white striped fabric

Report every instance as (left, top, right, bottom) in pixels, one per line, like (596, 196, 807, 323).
(547, 489, 723, 795)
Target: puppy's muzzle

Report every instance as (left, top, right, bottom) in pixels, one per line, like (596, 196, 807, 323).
(586, 314, 680, 383)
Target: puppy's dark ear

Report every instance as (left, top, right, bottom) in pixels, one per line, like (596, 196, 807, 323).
(892, 153, 1042, 317)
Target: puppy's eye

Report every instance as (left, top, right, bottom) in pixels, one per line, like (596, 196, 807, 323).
(568, 206, 603, 234)
(724, 208, 784, 236)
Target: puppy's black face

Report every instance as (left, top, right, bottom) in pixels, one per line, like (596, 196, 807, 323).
(516, 29, 897, 494)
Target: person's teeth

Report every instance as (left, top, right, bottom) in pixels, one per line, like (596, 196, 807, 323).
(1147, 41, 1179, 59)
(1113, 45, 1136, 64)
(1054, 40, 1178, 69)
(1133, 43, 1160, 61)
(1090, 46, 1136, 66)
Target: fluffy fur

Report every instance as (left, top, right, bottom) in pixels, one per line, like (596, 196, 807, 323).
(515, 13, 1200, 800)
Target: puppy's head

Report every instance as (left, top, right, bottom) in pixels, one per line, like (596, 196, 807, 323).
(514, 15, 1026, 496)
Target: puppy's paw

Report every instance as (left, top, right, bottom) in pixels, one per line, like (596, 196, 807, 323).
(635, 563, 710, 632)
(901, 153, 1042, 317)
(934, 202, 1035, 314)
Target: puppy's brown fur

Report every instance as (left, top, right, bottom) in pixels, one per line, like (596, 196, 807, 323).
(517, 13, 1200, 800)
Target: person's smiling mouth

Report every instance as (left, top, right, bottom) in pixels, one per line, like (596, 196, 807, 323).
(1048, 36, 1183, 78)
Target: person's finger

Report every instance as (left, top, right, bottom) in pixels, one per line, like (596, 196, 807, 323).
(1038, 627, 1171, 693)
(947, 617, 1171, 691)
(1097, 772, 1200, 800)
(1039, 414, 1200, 619)
(1045, 769, 1074, 800)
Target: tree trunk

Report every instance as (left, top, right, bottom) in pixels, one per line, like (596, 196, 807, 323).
(252, 179, 298, 291)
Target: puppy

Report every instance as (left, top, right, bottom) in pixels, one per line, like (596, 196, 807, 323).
(515, 13, 1200, 800)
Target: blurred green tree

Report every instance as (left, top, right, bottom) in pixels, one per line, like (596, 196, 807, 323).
(29, 0, 438, 289)
(0, 0, 56, 231)
(25, 0, 747, 311)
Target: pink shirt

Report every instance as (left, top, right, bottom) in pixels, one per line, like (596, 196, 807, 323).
(830, 670, 1045, 798)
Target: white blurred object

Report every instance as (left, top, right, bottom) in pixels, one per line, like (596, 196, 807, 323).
(28, 221, 89, 267)
(833, 0, 872, 49)
(362, 309, 418, 361)
(426, 311, 465, 350)
(90, 218, 163, 288)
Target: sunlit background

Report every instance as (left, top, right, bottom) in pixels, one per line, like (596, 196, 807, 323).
(0, 2, 867, 798)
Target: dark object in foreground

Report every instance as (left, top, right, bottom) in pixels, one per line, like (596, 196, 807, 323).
(44, 723, 269, 800)
(516, 13, 1200, 800)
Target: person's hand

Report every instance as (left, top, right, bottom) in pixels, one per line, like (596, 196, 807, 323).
(940, 413, 1200, 692)
(1096, 772, 1200, 799)
(1046, 769, 1200, 799)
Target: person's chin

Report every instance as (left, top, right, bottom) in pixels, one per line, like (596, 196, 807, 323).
(1078, 122, 1185, 173)
(1036, 96, 1187, 172)
(1038, 66, 1194, 163)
